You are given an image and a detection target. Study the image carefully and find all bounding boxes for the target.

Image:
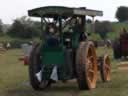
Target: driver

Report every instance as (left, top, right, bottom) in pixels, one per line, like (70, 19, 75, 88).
(45, 23, 59, 47)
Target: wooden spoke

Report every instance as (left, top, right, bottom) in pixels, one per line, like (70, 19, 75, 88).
(88, 69, 95, 73)
(104, 63, 110, 70)
(88, 56, 93, 60)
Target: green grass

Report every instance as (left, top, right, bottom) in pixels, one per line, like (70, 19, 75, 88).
(0, 49, 28, 90)
(0, 48, 128, 96)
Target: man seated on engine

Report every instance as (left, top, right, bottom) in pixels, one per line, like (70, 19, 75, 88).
(45, 23, 59, 47)
(72, 17, 87, 41)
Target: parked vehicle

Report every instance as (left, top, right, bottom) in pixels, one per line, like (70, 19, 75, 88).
(113, 28, 128, 59)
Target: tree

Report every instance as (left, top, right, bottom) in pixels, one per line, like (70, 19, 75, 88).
(116, 6, 128, 22)
(7, 16, 41, 38)
(95, 21, 112, 40)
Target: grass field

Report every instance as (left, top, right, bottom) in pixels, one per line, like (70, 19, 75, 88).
(0, 48, 128, 96)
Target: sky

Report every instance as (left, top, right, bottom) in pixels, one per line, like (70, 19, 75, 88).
(1, 0, 128, 24)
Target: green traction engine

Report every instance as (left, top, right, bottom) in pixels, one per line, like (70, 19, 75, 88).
(28, 6, 111, 90)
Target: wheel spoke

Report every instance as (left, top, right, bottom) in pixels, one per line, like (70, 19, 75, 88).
(88, 69, 94, 73)
(87, 56, 94, 73)
(88, 56, 93, 61)
(87, 59, 91, 65)
(104, 63, 110, 70)
(87, 69, 94, 82)
(87, 77, 92, 83)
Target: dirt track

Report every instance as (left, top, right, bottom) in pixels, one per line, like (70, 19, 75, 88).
(118, 61, 128, 70)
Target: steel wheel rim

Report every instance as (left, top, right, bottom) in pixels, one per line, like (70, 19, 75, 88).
(85, 43, 97, 88)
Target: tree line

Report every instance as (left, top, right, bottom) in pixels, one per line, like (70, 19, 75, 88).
(0, 16, 41, 39)
(0, 16, 112, 40)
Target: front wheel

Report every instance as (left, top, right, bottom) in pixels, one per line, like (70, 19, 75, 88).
(100, 55, 111, 82)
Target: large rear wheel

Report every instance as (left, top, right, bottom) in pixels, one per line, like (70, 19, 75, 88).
(76, 41, 97, 90)
(29, 44, 51, 90)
